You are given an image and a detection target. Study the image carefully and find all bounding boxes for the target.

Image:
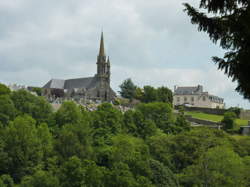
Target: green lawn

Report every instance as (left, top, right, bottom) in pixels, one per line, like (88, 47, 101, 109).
(185, 111, 248, 126)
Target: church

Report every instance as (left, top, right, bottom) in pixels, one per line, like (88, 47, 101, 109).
(42, 33, 116, 102)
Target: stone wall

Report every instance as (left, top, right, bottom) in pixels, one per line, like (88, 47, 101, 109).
(185, 115, 219, 126)
(240, 110, 250, 120)
(181, 106, 226, 115)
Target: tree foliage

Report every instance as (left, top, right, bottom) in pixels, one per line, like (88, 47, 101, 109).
(184, 0, 250, 99)
(0, 83, 248, 186)
(0, 84, 11, 96)
(221, 111, 237, 130)
(119, 78, 137, 100)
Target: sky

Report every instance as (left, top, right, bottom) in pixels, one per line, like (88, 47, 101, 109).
(0, 0, 249, 109)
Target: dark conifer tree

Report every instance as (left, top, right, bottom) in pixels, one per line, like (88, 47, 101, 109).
(184, 0, 250, 99)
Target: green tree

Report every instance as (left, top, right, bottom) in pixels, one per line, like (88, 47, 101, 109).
(149, 159, 179, 187)
(11, 90, 52, 124)
(184, 0, 250, 99)
(132, 111, 157, 139)
(156, 86, 173, 104)
(134, 87, 144, 101)
(149, 128, 232, 172)
(221, 111, 237, 130)
(142, 86, 158, 103)
(123, 109, 157, 139)
(55, 101, 82, 127)
(180, 146, 245, 187)
(110, 135, 152, 179)
(31, 87, 42, 96)
(136, 102, 175, 134)
(0, 175, 14, 187)
(92, 103, 123, 145)
(243, 156, 250, 186)
(119, 78, 137, 100)
(55, 122, 92, 160)
(174, 113, 191, 133)
(0, 95, 16, 125)
(82, 159, 106, 187)
(2, 115, 43, 182)
(59, 156, 85, 187)
(20, 170, 59, 187)
(37, 123, 53, 159)
(0, 83, 10, 95)
(228, 107, 241, 118)
(106, 162, 138, 187)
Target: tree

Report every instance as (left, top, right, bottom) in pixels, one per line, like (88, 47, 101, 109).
(134, 87, 143, 101)
(11, 90, 52, 124)
(91, 103, 123, 145)
(149, 159, 179, 187)
(149, 128, 232, 172)
(221, 111, 237, 130)
(180, 146, 245, 187)
(31, 87, 42, 96)
(55, 123, 92, 160)
(227, 107, 241, 118)
(157, 86, 173, 104)
(2, 115, 43, 182)
(0, 175, 14, 187)
(0, 95, 16, 125)
(184, 0, 250, 99)
(20, 170, 59, 187)
(136, 102, 175, 134)
(59, 156, 85, 187)
(119, 78, 137, 100)
(0, 83, 10, 96)
(142, 86, 158, 103)
(55, 101, 82, 127)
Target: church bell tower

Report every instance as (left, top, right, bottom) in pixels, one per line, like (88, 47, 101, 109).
(96, 32, 111, 100)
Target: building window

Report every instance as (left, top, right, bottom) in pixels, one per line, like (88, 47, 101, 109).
(184, 97, 187, 102)
(203, 96, 206, 101)
(191, 97, 194, 102)
(177, 97, 180, 102)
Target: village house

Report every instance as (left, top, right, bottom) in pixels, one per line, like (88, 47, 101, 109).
(173, 85, 225, 109)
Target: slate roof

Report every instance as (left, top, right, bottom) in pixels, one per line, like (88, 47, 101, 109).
(43, 76, 98, 90)
(174, 85, 203, 95)
(43, 79, 65, 89)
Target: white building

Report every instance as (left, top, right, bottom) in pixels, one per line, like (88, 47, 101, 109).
(173, 85, 225, 109)
(8, 84, 26, 91)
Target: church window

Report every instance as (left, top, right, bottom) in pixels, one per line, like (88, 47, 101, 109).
(203, 96, 206, 101)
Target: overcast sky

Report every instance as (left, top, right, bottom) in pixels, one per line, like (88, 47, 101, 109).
(0, 0, 249, 108)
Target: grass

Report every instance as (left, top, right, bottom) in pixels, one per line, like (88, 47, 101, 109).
(185, 111, 223, 122)
(185, 111, 249, 127)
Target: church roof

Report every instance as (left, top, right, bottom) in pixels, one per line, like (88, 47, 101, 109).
(43, 79, 65, 89)
(64, 77, 97, 89)
(43, 76, 98, 90)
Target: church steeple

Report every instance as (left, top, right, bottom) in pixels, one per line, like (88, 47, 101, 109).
(99, 32, 105, 57)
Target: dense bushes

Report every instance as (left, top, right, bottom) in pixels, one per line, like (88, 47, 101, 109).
(0, 87, 249, 186)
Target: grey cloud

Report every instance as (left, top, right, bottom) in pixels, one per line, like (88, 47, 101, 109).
(0, 0, 249, 108)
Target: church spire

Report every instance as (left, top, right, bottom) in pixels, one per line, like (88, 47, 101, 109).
(99, 32, 105, 57)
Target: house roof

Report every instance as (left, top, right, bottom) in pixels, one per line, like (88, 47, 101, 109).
(174, 85, 203, 95)
(43, 76, 98, 90)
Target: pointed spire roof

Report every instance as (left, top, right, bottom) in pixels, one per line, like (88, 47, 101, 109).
(99, 32, 105, 57)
